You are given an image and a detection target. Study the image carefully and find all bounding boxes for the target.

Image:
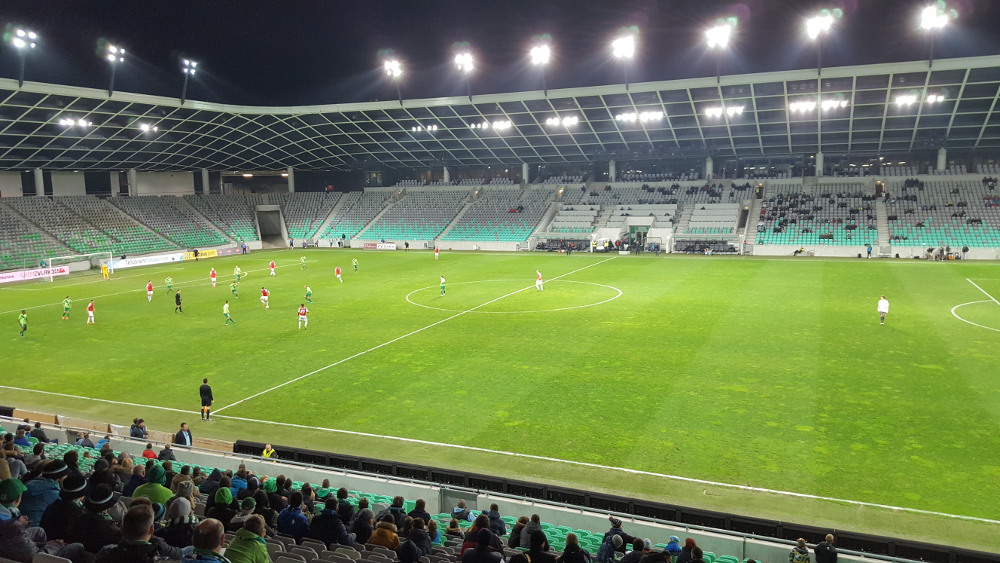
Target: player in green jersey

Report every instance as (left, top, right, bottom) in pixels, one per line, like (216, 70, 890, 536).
(230, 281, 239, 299)
(352, 257, 358, 273)
(62, 296, 71, 320)
(223, 300, 236, 325)
(304, 285, 313, 303)
(165, 276, 173, 294)
(18, 310, 27, 336)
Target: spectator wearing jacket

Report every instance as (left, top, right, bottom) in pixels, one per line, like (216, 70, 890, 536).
(350, 508, 375, 544)
(96, 504, 185, 563)
(814, 535, 837, 563)
(277, 492, 310, 541)
(39, 473, 87, 541)
(484, 504, 506, 537)
(461, 528, 504, 563)
(369, 513, 401, 549)
(376, 495, 407, 529)
(226, 514, 270, 563)
(559, 533, 593, 563)
(452, 498, 474, 522)
(20, 460, 68, 525)
(408, 498, 432, 525)
(308, 498, 356, 547)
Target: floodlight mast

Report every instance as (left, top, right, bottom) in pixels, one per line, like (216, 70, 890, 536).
(806, 12, 834, 76)
(705, 21, 733, 84)
(611, 35, 635, 91)
(920, 3, 952, 68)
(180, 58, 198, 105)
(10, 28, 38, 88)
(530, 44, 551, 97)
(384, 59, 403, 105)
(455, 51, 474, 101)
(105, 44, 125, 96)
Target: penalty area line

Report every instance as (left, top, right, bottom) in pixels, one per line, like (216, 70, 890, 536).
(0, 382, 997, 525)
(214, 256, 618, 414)
(966, 278, 1000, 307)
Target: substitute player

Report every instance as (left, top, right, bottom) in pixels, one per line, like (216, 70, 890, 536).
(223, 300, 236, 326)
(210, 267, 217, 287)
(304, 285, 313, 303)
(174, 290, 183, 313)
(440, 276, 446, 296)
(234, 266, 242, 283)
(18, 309, 27, 336)
(877, 295, 890, 326)
(200, 378, 213, 421)
(300, 255, 308, 270)
(165, 276, 173, 295)
(146, 281, 154, 302)
(86, 300, 95, 324)
(62, 296, 71, 320)
(269, 259, 276, 276)
(335, 266, 343, 283)
(260, 286, 270, 309)
(230, 281, 239, 299)
(297, 303, 309, 329)
(535, 269, 544, 292)
(352, 257, 358, 273)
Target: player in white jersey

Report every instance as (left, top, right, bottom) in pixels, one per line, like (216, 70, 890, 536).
(877, 295, 889, 325)
(535, 270, 544, 292)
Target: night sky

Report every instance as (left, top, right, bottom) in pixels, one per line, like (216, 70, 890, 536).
(2, 0, 998, 107)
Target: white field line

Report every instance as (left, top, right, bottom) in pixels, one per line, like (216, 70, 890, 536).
(214, 257, 617, 413)
(0, 263, 294, 316)
(0, 382, 997, 525)
(966, 278, 1000, 306)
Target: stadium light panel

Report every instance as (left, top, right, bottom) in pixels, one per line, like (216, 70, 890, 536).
(182, 59, 198, 76)
(138, 123, 158, 132)
(546, 116, 578, 127)
(59, 117, 92, 128)
(919, 3, 951, 30)
(705, 23, 732, 49)
(895, 94, 918, 106)
(11, 28, 38, 49)
(530, 44, 551, 66)
(384, 59, 402, 79)
(704, 105, 744, 118)
(926, 94, 945, 103)
(455, 52, 474, 73)
(806, 13, 835, 39)
(106, 44, 125, 63)
(611, 35, 635, 59)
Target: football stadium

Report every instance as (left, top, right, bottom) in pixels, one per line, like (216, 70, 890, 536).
(1, 2, 999, 562)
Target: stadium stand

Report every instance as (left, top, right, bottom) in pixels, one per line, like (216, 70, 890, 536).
(0, 203, 71, 269)
(184, 194, 262, 242)
(441, 187, 552, 242)
(271, 192, 343, 241)
(684, 204, 741, 236)
(321, 191, 392, 240)
(108, 196, 232, 248)
(362, 189, 467, 241)
(755, 188, 877, 247)
(885, 178, 1000, 248)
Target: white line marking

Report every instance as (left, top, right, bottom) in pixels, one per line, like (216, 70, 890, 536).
(951, 300, 1000, 333)
(215, 257, 617, 413)
(405, 279, 623, 314)
(0, 382, 997, 525)
(966, 278, 1000, 306)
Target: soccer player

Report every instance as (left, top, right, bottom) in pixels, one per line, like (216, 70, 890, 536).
(62, 296, 71, 320)
(165, 276, 173, 295)
(297, 303, 309, 329)
(269, 259, 276, 276)
(101, 263, 110, 279)
(230, 281, 239, 299)
(434, 247, 440, 260)
(223, 300, 236, 326)
(175, 290, 183, 313)
(440, 276, 446, 296)
(535, 270, 544, 292)
(300, 255, 308, 270)
(86, 300, 95, 324)
(352, 257, 358, 273)
(200, 378, 213, 421)
(18, 309, 27, 336)
(210, 267, 217, 287)
(146, 281, 154, 302)
(304, 285, 313, 303)
(335, 266, 343, 283)
(234, 266, 242, 283)
(260, 286, 270, 309)
(877, 295, 890, 326)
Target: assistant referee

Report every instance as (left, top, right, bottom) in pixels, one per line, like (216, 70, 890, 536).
(200, 378, 213, 421)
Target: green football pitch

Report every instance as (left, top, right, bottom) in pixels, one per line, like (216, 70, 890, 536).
(3, 249, 999, 550)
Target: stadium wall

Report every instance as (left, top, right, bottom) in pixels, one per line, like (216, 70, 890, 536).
(0, 171, 23, 197)
(49, 172, 87, 196)
(135, 171, 196, 195)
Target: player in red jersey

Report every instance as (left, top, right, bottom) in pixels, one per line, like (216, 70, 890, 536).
(146, 281, 154, 302)
(260, 286, 270, 309)
(269, 260, 276, 277)
(335, 266, 343, 283)
(297, 303, 309, 329)
(86, 300, 95, 324)
(210, 267, 217, 287)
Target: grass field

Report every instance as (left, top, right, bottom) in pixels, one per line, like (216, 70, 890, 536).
(3, 249, 999, 550)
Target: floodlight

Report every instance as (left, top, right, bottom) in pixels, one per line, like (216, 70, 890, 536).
(384, 59, 402, 79)
(926, 94, 945, 103)
(919, 4, 950, 30)
(546, 116, 578, 127)
(242, 173, 253, 178)
(705, 24, 732, 49)
(704, 106, 743, 118)
(182, 59, 198, 76)
(106, 44, 125, 63)
(806, 13, 835, 40)
(139, 123, 158, 133)
(822, 99, 849, 110)
(11, 28, 37, 49)
(530, 45, 551, 66)
(455, 52, 474, 73)
(611, 35, 635, 59)
(789, 101, 817, 112)
(895, 95, 918, 106)
(59, 117, 92, 128)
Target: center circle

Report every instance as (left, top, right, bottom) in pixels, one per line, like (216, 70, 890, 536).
(951, 300, 1000, 333)
(405, 279, 623, 314)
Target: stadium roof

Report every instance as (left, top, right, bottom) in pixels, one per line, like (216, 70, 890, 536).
(1, 55, 999, 173)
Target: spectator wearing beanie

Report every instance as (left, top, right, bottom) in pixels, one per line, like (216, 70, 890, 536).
(251, 489, 278, 529)
(155, 497, 198, 548)
(132, 464, 173, 504)
(207, 486, 238, 530)
(230, 497, 257, 531)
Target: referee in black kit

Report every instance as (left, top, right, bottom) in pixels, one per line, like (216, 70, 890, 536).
(200, 378, 213, 421)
